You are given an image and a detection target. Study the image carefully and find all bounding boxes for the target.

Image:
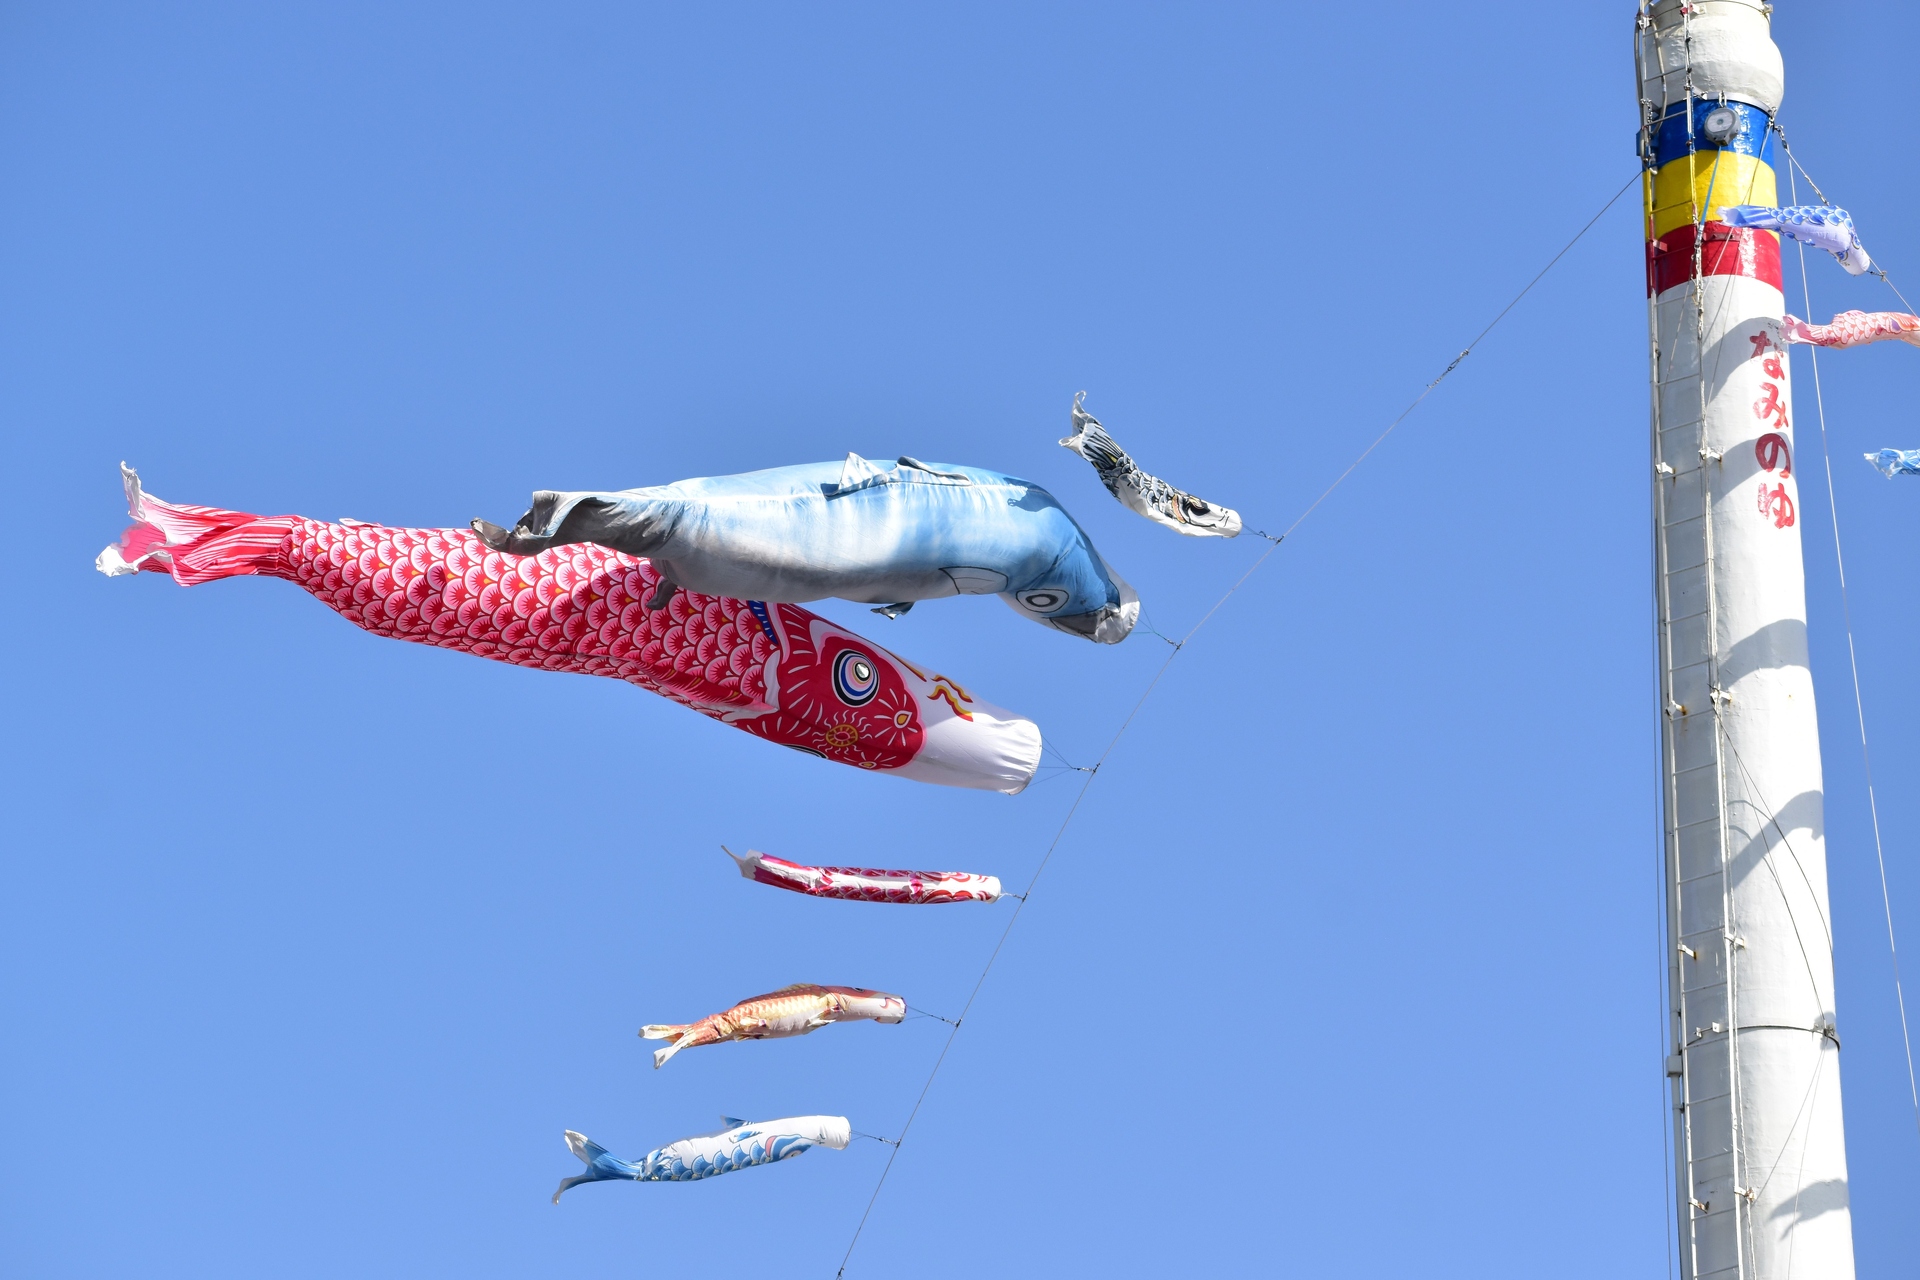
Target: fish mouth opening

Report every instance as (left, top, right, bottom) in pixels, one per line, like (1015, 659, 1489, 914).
(1039, 600, 1138, 644)
(892, 702, 1041, 795)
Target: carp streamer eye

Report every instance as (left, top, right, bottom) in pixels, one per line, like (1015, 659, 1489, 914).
(1016, 587, 1068, 614)
(832, 649, 879, 706)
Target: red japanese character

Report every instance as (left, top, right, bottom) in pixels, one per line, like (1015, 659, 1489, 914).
(1755, 432, 1792, 477)
(1758, 481, 1796, 529)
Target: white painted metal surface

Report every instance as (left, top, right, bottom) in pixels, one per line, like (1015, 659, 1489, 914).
(1640, 1, 1783, 114)
(1639, 3, 1855, 1277)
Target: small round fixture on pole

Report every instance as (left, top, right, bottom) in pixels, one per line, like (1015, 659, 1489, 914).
(1702, 105, 1741, 145)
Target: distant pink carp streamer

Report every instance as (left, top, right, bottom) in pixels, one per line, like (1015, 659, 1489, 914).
(725, 847, 1002, 904)
(95, 466, 1041, 793)
(1781, 310, 1920, 350)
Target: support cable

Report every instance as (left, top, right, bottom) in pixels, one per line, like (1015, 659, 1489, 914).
(1671, 25, 1754, 1269)
(1784, 152, 1920, 1146)
(829, 169, 1638, 1276)
(1720, 731, 1835, 1008)
(1634, 16, 1682, 1271)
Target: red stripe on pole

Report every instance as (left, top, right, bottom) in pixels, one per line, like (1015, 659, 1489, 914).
(1646, 222, 1782, 296)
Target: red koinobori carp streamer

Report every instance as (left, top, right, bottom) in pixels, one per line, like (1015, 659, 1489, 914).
(96, 466, 1042, 793)
(725, 846, 1003, 904)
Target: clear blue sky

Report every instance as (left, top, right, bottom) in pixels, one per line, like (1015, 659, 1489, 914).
(4, 3, 1917, 1276)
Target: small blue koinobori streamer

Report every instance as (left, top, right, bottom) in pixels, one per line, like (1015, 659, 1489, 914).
(1721, 203, 1873, 275)
(1865, 449, 1920, 478)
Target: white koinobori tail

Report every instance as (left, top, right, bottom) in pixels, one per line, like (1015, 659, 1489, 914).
(640, 1022, 695, 1069)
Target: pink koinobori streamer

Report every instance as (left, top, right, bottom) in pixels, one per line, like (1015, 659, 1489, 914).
(1781, 309, 1920, 350)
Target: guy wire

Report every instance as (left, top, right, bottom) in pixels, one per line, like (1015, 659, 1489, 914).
(831, 170, 1639, 1275)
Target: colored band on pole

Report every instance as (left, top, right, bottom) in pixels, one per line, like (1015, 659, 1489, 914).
(1642, 99, 1782, 296)
(1647, 221, 1782, 295)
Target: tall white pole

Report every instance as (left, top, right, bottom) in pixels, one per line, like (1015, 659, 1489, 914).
(1637, 4, 1855, 1277)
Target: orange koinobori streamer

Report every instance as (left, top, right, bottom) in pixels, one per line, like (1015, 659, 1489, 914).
(641, 983, 906, 1069)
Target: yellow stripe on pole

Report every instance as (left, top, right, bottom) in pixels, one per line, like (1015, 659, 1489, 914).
(1648, 150, 1777, 238)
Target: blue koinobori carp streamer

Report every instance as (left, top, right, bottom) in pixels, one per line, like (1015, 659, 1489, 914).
(1720, 204, 1873, 275)
(1059, 394, 1242, 538)
(472, 456, 1139, 643)
(1865, 448, 1920, 478)
(552, 1117, 851, 1200)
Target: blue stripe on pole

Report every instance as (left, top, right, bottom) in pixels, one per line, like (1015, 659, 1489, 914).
(1650, 99, 1775, 168)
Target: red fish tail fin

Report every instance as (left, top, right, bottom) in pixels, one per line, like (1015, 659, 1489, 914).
(95, 464, 298, 586)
